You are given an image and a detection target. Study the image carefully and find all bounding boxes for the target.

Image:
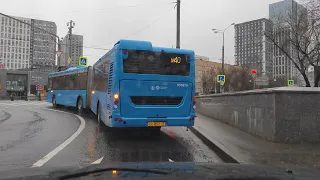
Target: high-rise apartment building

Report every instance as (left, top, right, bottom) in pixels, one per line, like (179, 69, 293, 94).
(0, 16, 31, 70)
(59, 34, 83, 67)
(269, 0, 307, 81)
(269, 0, 306, 25)
(234, 18, 274, 77)
(30, 19, 57, 69)
(0, 14, 57, 71)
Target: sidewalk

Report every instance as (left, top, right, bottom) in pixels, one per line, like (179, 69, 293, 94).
(191, 113, 320, 168)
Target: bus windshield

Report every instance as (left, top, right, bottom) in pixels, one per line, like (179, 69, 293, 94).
(123, 50, 190, 76)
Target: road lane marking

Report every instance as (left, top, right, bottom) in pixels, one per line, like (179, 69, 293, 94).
(91, 157, 104, 164)
(168, 158, 174, 162)
(31, 108, 86, 167)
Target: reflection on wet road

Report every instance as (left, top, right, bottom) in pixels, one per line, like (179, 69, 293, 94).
(45, 106, 222, 167)
(0, 101, 222, 171)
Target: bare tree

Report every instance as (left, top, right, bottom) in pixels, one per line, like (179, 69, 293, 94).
(200, 65, 253, 93)
(224, 66, 253, 92)
(201, 68, 218, 94)
(265, 0, 320, 87)
(303, 0, 320, 86)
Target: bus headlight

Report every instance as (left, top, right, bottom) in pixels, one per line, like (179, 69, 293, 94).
(193, 105, 196, 109)
(114, 105, 118, 109)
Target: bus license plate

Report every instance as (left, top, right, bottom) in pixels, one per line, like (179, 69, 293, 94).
(148, 122, 166, 127)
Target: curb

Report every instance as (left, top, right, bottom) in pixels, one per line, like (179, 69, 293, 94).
(189, 126, 239, 163)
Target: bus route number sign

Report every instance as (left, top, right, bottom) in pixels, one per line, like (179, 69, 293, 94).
(79, 56, 88, 66)
(171, 57, 181, 64)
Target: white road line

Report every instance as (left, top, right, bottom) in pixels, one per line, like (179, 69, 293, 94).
(31, 108, 86, 167)
(18, 102, 50, 106)
(91, 157, 104, 164)
(10, 102, 39, 106)
(168, 158, 174, 162)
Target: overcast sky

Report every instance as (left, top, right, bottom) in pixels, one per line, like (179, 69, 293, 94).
(1, 0, 284, 65)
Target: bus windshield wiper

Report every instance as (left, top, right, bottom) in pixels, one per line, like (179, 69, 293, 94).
(58, 167, 170, 179)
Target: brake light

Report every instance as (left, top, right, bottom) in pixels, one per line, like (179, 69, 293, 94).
(123, 50, 127, 55)
(189, 117, 195, 122)
(114, 93, 119, 108)
(193, 96, 196, 105)
(187, 55, 190, 60)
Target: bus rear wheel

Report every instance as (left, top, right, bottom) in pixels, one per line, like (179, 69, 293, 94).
(97, 102, 101, 125)
(77, 97, 83, 113)
(52, 96, 57, 108)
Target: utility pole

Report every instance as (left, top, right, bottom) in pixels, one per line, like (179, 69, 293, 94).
(176, 0, 181, 49)
(67, 20, 75, 67)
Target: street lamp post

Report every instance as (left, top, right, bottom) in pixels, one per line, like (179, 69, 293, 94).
(212, 23, 235, 74)
(212, 23, 234, 93)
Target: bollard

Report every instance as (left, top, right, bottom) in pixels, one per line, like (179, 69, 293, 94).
(10, 95, 14, 101)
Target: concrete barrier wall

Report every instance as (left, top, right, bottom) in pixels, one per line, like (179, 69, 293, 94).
(196, 87, 320, 143)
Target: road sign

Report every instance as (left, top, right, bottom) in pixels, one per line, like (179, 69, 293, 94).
(288, 80, 294, 87)
(251, 69, 257, 75)
(217, 75, 225, 83)
(79, 56, 88, 67)
(255, 76, 269, 86)
(56, 51, 63, 57)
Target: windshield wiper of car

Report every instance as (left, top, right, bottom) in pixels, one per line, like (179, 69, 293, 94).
(58, 168, 170, 179)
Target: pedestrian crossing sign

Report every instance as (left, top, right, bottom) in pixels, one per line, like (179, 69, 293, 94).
(288, 80, 294, 87)
(78, 56, 88, 67)
(217, 75, 225, 83)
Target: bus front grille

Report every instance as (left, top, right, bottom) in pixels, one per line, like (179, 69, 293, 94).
(130, 96, 183, 105)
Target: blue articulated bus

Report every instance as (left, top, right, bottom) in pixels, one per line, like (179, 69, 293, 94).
(47, 39, 196, 132)
(90, 39, 196, 130)
(46, 66, 91, 110)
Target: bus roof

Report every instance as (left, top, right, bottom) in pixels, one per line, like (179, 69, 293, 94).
(48, 66, 88, 77)
(94, 39, 195, 66)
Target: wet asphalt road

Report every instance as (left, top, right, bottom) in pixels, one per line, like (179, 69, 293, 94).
(0, 100, 222, 171)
